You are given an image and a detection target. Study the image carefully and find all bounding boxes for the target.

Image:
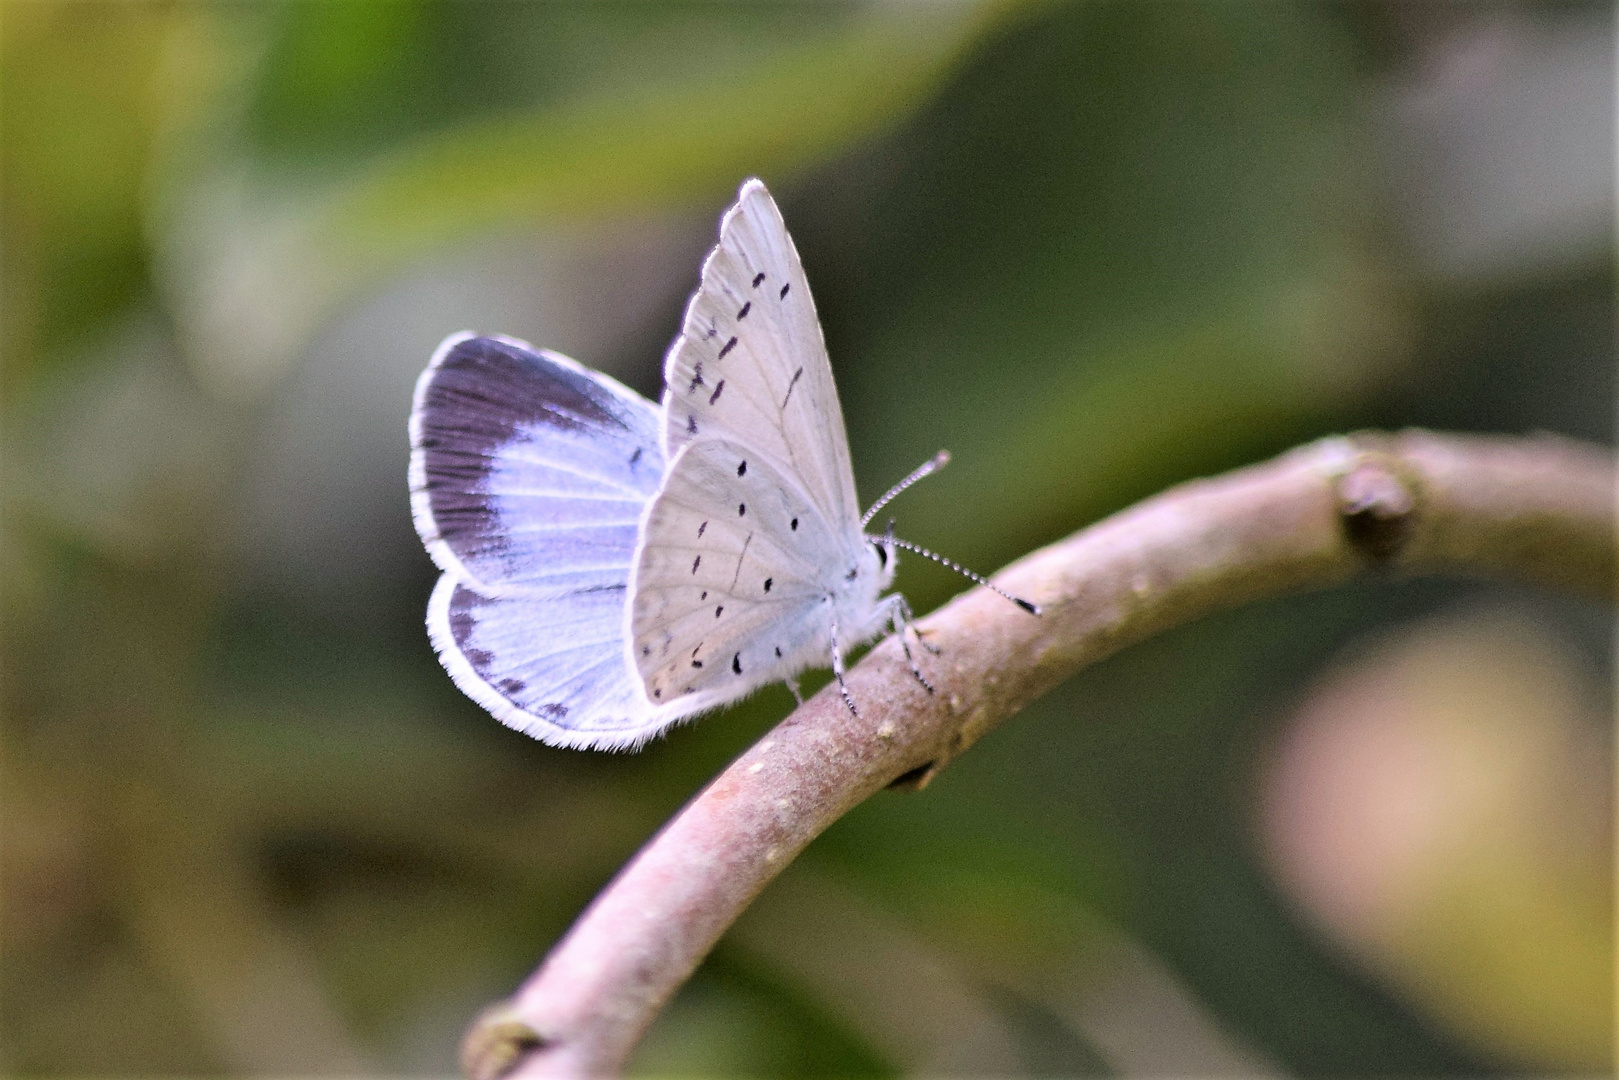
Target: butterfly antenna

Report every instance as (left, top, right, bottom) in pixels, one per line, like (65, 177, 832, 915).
(872, 534, 1041, 615)
(862, 450, 951, 528)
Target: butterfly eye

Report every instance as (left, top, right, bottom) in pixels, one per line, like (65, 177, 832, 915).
(872, 540, 888, 569)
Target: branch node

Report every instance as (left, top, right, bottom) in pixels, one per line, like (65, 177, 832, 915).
(462, 1006, 545, 1080)
(1336, 458, 1417, 561)
(887, 761, 939, 790)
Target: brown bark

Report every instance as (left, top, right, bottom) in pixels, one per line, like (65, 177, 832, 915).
(463, 430, 1615, 1079)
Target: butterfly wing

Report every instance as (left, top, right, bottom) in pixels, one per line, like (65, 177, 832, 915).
(411, 332, 691, 749)
(660, 178, 861, 533)
(410, 332, 663, 596)
(428, 576, 676, 750)
(628, 437, 842, 709)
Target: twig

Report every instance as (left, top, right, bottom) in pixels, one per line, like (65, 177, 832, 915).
(462, 430, 1615, 1080)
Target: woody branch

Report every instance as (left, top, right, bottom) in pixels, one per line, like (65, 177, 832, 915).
(462, 429, 1614, 1080)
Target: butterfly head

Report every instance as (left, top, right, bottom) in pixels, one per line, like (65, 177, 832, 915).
(869, 532, 899, 592)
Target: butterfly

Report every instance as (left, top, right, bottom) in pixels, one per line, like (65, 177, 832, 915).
(409, 178, 1033, 750)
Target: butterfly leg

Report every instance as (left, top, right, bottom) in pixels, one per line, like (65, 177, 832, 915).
(828, 619, 859, 717)
(881, 594, 936, 694)
(785, 677, 804, 706)
(893, 594, 942, 655)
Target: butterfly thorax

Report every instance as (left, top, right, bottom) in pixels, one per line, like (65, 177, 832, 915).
(832, 537, 894, 633)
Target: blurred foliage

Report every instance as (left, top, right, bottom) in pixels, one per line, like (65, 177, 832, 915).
(1260, 611, 1613, 1070)
(2, 2, 170, 394)
(152, 0, 1009, 397)
(1, 1, 1611, 1076)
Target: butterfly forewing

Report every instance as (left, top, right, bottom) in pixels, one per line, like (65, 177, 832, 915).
(411, 333, 664, 596)
(661, 179, 861, 533)
(629, 438, 841, 708)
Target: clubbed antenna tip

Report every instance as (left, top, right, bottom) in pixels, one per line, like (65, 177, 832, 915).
(862, 450, 952, 527)
(870, 534, 1041, 617)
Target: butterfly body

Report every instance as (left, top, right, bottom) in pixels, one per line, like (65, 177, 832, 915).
(411, 179, 931, 751)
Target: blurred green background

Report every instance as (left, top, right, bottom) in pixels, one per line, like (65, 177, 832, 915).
(3, 1, 1612, 1075)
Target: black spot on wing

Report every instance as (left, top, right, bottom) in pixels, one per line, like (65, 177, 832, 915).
(539, 702, 568, 719)
(737, 460, 747, 477)
(732, 653, 742, 675)
(763, 578, 773, 593)
(790, 517, 798, 531)
(715, 605, 724, 618)
(718, 336, 738, 359)
(781, 366, 804, 409)
(737, 302, 751, 319)
(708, 379, 726, 405)
(738, 503, 746, 517)
(752, 272, 766, 288)
(779, 282, 790, 299)
(692, 555, 701, 574)
(687, 414, 698, 435)
(687, 362, 705, 393)
(698, 521, 707, 538)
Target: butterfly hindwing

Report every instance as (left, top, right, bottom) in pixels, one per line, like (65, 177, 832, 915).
(428, 576, 678, 750)
(661, 179, 861, 533)
(410, 333, 664, 596)
(628, 437, 845, 709)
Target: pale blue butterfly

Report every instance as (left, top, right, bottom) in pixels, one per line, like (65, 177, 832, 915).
(409, 179, 1034, 750)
